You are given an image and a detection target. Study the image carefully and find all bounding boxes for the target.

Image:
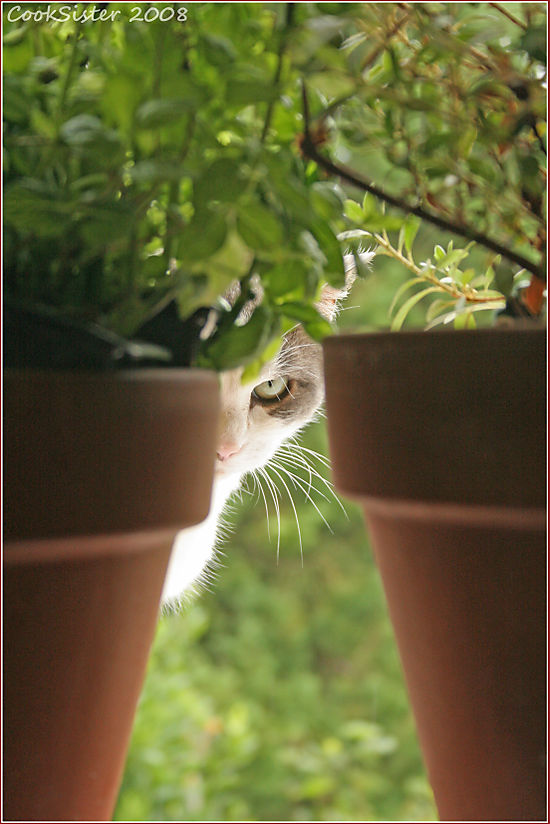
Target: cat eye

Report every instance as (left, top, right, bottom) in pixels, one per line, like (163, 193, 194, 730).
(252, 377, 290, 402)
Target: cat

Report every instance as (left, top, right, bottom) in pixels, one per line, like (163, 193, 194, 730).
(161, 251, 373, 608)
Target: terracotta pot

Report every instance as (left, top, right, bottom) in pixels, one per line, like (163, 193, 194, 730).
(3, 369, 220, 822)
(322, 327, 546, 822)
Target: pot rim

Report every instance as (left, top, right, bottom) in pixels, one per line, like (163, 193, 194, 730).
(3, 527, 180, 565)
(339, 494, 547, 530)
(322, 323, 546, 512)
(3, 367, 219, 383)
(4, 367, 221, 542)
(322, 323, 545, 348)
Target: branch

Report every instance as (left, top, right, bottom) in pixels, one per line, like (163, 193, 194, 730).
(300, 83, 545, 282)
(373, 231, 505, 305)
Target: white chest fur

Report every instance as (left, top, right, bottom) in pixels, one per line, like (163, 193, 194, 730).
(161, 473, 242, 607)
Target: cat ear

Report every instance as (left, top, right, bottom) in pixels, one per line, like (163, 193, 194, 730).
(315, 250, 375, 321)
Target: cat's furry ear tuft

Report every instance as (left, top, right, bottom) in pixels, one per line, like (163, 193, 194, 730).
(315, 250, 375, 321)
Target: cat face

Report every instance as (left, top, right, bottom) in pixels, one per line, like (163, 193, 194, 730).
(214, 251, 373, 482)
(215, 325, 324, 480)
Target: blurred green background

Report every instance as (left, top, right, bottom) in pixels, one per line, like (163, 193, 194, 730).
(114, 253, 439, 822)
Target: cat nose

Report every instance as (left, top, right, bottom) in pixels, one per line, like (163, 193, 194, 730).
(216, 443, 241, 462)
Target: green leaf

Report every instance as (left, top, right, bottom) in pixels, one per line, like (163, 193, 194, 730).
(311, 183, 343, 220)
(425, 310, 458, 330)
(178, 210, 227, 262)
(136, 99, 191, 128)
(397, 224, 405, 255)
(279, 301, 329, 329)
(362, 193, 378, 220)
(60, 115, 112, 146)
(435, 248, 470, 270)
(275, 301, 332, 340)
(237, 203, 284, 251)
(194, 158, 247, 206)
(344, 199, 365, 224)
(30, 108, 56, 139)
(519, 25, 547, 64)
(241, 336, 284, 384)
(307, 70, 356, 99)
(458, 268, 476, 285)
(458, 126, 477, 158)
(425, 298, 456, 322)
(79, 204, 138, 245)
(391, 287, 441, 330)
(388, 277, 426, 317)
(195, 230, 254, 286)
(200, 33, 237, 66)
(454, 311, 476, 329)
(225, 65, 275, 105)
(2, 31, 32, 73)
(101, 73, 143, 133)
(3, 184, 73, 236)
(199, 305, 279, 371)
(310, 221, 345, 286)
(263, 260, 314, 301)
(128, 161, 187, 183)
(302, 317, 333, 341)
(3, 25, 30, 47)
(403, 216, 421, 256)
(69, 174, 110, 193)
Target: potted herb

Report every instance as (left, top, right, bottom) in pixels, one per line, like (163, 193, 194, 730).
(2, 5, 349, 820)
(296, 4, 546, 820)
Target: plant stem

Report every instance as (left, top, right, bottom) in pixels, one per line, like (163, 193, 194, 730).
(163, 114, 196, 270)
(373, 232, 505, 304)
(56, 25, 82, 125)
(261, 3, 295, 143)
(488, 2, 527, 30)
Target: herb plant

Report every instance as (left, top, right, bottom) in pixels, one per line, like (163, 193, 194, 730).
(3, 3, 546, 370)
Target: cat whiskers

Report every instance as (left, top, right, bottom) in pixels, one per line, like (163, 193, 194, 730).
(277, 442, 348, 520)
(248, 441, 348, 569)
(269, 461, 333, 537)
(257, 466, 282, 563)
(249, 469, 272, 542)
(264, 463, 304, 567)
(287, 440, 335, 473)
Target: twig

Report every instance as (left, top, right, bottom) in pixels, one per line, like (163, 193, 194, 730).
(300, 82, 545, 282)
(489, 2, 528, 30)
(373, 232, 504, 304)
(360, 7, 411, 72)
(532, 122, 547, 158)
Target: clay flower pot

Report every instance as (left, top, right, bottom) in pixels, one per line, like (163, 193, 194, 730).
(3, 369, 219, 822)
(322, 327, 546, 821)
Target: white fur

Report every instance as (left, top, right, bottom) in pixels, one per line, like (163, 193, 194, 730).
(161, 365, 318, 608)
